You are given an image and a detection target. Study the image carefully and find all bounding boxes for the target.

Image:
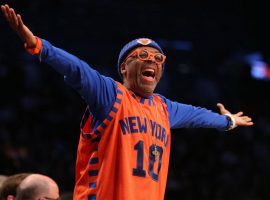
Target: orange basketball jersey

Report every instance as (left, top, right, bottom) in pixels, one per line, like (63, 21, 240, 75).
(74, 82, 171, 200)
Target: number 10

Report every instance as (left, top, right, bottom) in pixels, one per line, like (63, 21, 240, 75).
(132, 140, 163, 182)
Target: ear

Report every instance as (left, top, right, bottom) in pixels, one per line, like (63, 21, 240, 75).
(120, 62, 127, 77)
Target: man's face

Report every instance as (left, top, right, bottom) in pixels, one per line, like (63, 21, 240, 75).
(120, 46, 164, 97)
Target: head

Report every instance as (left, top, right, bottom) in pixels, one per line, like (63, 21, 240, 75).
(118, 38, 166, 97)
(16, 174, 60, 200)
(0, 173, 31, 200)
(0, 175, 8, 190)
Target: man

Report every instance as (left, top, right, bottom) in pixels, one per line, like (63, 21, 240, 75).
(0, 173, 31, 200)
(16, 174, 60, 200)
(1, 4, 253, 200)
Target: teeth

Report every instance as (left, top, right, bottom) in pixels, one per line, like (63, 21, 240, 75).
(145, 69, 154, 73)
(142, 68, 155, 77)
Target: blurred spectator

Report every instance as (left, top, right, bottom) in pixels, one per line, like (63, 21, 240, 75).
(16, 174, 60, 200)
(60, 191, 73, 200)
(0, 173, 31, 200)
(0, 175, 8, 190)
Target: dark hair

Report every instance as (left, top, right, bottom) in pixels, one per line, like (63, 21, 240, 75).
(0, 173, 31, 200)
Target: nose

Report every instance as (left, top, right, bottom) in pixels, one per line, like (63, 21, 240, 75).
(145, 58, 156, 64)
(147, 54, 157, 63)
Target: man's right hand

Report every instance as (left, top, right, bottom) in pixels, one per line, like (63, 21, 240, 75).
(1, 4, 36, 48)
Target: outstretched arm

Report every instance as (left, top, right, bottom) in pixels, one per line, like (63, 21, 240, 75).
(1, 4, 117, 124)
(158, 95, 253, 131)
(217, 103, 253, 129)
(1, 4, 36, 48)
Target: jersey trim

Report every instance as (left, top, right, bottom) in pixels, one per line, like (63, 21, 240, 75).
(82, 81, 124, 199)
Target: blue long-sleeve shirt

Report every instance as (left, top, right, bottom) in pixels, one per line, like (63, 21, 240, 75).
(39, 39, 229, 131)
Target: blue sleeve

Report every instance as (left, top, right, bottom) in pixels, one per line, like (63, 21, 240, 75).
(39, 39, 116, 121)
(158, 95, 229, 130)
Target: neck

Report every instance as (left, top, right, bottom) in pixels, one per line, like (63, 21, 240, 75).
(123, 83, 153, 98)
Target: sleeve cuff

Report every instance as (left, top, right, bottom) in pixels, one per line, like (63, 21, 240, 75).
(224, 113, 237, 131)
(24, 36, 42, 55)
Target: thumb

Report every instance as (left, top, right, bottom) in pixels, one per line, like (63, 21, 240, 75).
(217, 102, 229, 114)
(217, 103, 224, 110)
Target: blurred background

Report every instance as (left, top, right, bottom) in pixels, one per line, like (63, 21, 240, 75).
(1, 0, 270, 199)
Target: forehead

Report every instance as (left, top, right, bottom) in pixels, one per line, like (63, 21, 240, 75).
(134, 46, 161, 53)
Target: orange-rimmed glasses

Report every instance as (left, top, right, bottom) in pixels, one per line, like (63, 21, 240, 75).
(126, 49, 166, 64)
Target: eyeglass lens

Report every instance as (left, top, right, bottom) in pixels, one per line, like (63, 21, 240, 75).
(138, 50, 164, 63)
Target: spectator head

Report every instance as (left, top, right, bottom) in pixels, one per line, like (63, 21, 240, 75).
(16, 174, 59, 200)
(0, 175, 8, 189)
(0, 173, 31, 200)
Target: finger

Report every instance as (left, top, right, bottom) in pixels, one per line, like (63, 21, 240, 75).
(5, 5, 13, 20)
(240, 118, 252, 124)
(0, 5, 4, 12)
(17, 14, 24, 28)
(241, 120, 253, 126)
(235, 111, 243, 117)
(1, 5, 6, 17)
(1, 5, 10, 21)
(16, 14, 27, 41)
(217, 103, 226, 112)
(4, 4, 10, 9)
(242, 116, 252, 121)
(245, 118, 253, 122)
(246, 122, 254, 126)
(217, 103, 231, 115)
(9, 8, 18, 26)
(1, 5, 5, 13)
(217, 103, 224, 109)
(243, 116, 253, 120)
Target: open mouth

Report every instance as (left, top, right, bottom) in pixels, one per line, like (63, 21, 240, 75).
(142, 69, 155, 81)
